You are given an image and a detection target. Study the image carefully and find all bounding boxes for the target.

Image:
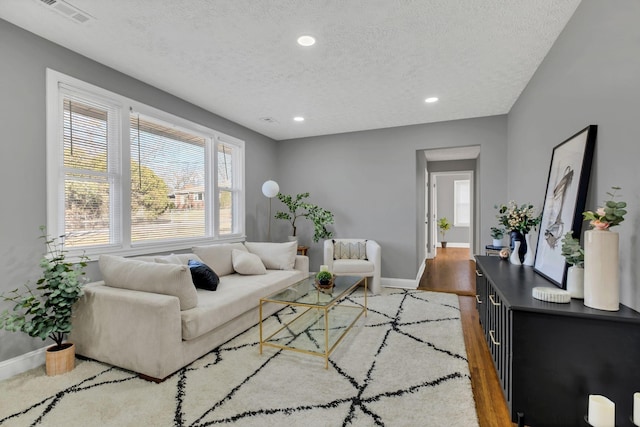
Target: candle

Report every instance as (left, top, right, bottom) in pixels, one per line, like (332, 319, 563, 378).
(588, 395, 615, 427)
(320, 265, 329, 272)
(634, 392, 640, 426)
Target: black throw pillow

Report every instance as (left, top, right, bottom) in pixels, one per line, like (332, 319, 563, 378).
(188, 259, 219, 291)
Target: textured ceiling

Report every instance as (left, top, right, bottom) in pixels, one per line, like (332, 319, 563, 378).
(0, 0, 581, 141)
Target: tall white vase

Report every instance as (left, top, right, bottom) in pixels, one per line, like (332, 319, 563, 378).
(510, 241, 522, 265)
(523, 233, 535, 266)
(584, 229, 619, 311)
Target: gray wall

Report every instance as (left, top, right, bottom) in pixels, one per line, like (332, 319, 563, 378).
(276, 115, 508, 277)
(435, 173, 470, 244)
(507, 0, 640, 309)
(0, 19, 278, 362)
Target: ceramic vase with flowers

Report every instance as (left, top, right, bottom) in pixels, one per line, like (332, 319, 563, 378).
(582, 186, 626, 311)
(496, 201, 542, 265)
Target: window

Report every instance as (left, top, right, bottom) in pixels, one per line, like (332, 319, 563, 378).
(454, 179, 470, 227)
(47, 70, 245, 257)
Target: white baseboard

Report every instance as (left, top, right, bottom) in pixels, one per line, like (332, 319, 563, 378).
(382, 277, 418, 289)
(0, 346, 46, 382)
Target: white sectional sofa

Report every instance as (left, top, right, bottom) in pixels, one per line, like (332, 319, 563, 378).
(69, 241, 308, 381)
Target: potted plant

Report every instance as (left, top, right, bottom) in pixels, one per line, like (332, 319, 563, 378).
(560, 231, 584, 299)
(275, 192, 334, 243)
(437, 217, 452, 248)
(315, 270, 334, 289)
(490, 227, 505, 247)
(0, 227, 88, 376)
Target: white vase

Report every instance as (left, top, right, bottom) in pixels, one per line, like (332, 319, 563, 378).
(584, 229, 619, 311)
(492, 238, 502, 247)
(566, 266, 584, 299)
(522, 233, 535, 266)
(510, 241, 522, 265)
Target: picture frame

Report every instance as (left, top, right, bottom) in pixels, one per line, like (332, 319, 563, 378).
(534, 125, 597, 288)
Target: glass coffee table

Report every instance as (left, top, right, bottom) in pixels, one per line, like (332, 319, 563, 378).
(259, 275, 367, 368)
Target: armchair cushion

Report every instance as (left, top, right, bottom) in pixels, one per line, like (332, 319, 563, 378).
(333, 240, 367, 260)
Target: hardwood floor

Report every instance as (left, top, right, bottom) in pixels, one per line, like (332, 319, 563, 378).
(418, 248, 513, 427)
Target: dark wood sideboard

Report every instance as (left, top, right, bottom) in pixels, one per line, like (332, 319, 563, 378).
(475, 256, 640, 427)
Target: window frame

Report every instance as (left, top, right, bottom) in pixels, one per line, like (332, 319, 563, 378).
(46, 69, 245, 260)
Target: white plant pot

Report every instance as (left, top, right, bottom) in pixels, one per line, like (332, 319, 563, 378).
(566, 266, 584, 299)
(584, 229, 619, 311)
(492, 238, 503, 247)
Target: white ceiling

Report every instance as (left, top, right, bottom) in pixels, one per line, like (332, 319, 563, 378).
(0, 0, 581, 141)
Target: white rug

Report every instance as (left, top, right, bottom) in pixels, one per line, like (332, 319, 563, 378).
(0, 288, 478, 427)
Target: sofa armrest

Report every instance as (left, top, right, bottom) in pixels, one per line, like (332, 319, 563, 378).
(70, 282, 183, 380)
(294, 255, 309, 274)
(323, 240, 335, 272)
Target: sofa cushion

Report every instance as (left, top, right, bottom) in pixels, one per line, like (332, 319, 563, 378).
(188, 259, 219, 291)
(180, 270, 307, 340)
(192, 243, 247, 277)
(99, 254, 198, 310)
(244, 241, 297, 270)
(332, 259, 375, 274)
(154, 254, 183, 264)
(232, 249, 267, 275)
(153, 253, 202, 265)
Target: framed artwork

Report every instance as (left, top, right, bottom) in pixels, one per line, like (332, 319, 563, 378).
(534, 125, 597, 287)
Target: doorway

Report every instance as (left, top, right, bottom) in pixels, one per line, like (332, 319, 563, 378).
(429, 170, 474, 259)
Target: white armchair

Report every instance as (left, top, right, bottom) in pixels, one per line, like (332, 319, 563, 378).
(323, 239, 381, 295)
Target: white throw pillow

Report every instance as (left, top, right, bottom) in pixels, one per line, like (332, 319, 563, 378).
(244, 241, 297, 270)
(193, 243, 247, 277)
(99, 254, 198, 310)
(232, 249, 267, 275)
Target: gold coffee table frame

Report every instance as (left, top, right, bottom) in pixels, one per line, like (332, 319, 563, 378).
(259, 275, 367, 368)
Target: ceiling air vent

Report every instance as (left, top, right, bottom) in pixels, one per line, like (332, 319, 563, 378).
(37, 0, 94, 24)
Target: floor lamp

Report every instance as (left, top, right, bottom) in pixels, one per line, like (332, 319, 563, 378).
(262, 180, 279, 241)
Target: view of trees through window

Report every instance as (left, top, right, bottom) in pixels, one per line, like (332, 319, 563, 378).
(61, 97, 236, 249)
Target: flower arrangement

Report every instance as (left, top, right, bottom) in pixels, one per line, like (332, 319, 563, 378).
(560, 232, 584, 268)
(495, 201, 541, 234)
(582, 186, 627, 230)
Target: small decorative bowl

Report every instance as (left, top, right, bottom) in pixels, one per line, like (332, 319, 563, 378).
(315, 278, 334, 289)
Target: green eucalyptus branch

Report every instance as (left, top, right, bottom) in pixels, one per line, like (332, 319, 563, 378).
(0, 227, 88, 349)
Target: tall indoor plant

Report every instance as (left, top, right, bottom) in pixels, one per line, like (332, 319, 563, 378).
(0, 227, 88, 375)
(437, 217, 452, 248)
(275, 192, 334, 243)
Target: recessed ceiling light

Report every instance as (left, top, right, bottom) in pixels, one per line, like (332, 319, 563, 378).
(425, 97, 439, 103)
(293, 116, 305, 122)
(297, 35, 316, 47)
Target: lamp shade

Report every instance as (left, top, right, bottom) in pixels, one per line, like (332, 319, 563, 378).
(262, 180, 279, 198)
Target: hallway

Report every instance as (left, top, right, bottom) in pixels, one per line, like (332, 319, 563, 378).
(418, 247, 513, 427)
